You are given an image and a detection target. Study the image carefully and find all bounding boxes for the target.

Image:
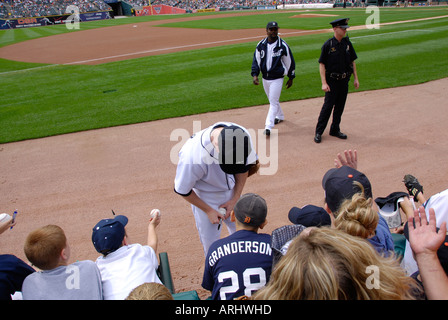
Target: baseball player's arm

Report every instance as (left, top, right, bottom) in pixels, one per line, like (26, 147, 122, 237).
(319, 63, 330, 92)
(183, 191, 222, 224)
(352, 61, 359, 89)
(220, 172, 248, 218)
(252, 49, 261, 85)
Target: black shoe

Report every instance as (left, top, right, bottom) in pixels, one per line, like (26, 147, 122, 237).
(314, 133, 321, 143)
(263, 129, 271, 136)
(274, 118, 283, 125)
(329, 131, 347, 139)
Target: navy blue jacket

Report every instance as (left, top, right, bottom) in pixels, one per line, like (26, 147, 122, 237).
(251, 37, 295, 81)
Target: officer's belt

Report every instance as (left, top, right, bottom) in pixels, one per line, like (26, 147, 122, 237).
(327, 72, 349, 80)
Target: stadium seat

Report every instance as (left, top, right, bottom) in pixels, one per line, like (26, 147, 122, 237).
(157, 252, 200, 300)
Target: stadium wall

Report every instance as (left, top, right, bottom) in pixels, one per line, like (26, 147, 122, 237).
(135, 5, 186, 16)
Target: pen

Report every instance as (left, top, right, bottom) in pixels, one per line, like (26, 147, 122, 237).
(217, 208, 226, 230)
(10, 210, 17, 229)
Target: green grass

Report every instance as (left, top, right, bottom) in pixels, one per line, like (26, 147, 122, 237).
(1, 8, 448, 143)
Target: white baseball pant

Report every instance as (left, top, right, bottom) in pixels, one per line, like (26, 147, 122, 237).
(192, 189, 236, 255)
(263, 77, 285, 130)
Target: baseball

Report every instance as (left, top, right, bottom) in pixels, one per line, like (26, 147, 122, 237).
(218, 208, 226, 218)
(150, 209, 161, 219)
(0, 213, 12, 223)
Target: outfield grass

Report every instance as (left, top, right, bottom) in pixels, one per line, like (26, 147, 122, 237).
(0, 8, 447, 143)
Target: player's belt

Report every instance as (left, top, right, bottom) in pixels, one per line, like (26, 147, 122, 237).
(328, 72, 349, 80)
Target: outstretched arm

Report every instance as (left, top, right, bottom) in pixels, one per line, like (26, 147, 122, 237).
(408, 206, 448, 300)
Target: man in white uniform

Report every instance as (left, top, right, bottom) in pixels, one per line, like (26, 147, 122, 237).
(251, 21, 296, 136)
(174, 122, 259, 255)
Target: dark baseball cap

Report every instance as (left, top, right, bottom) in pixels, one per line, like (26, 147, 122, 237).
(330, 18, 350, 29)
(322, 166, 372, 213)
(288, 205, 331, 227)
(218, 125, 253, 175)
(266, 21, 279, 29)
(234, 193, 267, 227)
(92, 215, 128, 255)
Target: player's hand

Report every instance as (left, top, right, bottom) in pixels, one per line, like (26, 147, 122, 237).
(206, 209, 223, 225)
(286, 78, 293, 89)
(253, 76, 259, 86)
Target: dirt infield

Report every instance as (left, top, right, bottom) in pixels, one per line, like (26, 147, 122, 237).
(0, 12, 329, 65)
(1, 14, 448, 299)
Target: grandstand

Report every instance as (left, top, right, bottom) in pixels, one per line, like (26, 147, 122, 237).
(0, 0, 439, 20)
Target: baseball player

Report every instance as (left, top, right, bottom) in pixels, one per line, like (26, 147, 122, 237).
(174, 122, 259, 255)
(202, 193, 272, 300)
(251, 21, 296, 136)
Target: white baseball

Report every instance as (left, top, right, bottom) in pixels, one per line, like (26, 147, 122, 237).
(0, 213, 11, 223)
(218, 208, 226, 218)
(150, 209, 161, 219)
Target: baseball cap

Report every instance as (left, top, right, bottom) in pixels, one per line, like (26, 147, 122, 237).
(322, 166, 372, 213)
(218, 125, 253, 175)
(266, 21, 279, 29)
(330, 18, 350, 29)
(288, 205, 331, 227)
(92, 215, 128, 255)
(234, 193, 267, 227)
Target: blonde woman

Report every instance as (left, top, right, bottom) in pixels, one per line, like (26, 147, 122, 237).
(253, 227, 420, 300)
(333, 181, 395, 256)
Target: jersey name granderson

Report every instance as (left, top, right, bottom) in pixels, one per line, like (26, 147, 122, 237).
(208, 240, 272, 267)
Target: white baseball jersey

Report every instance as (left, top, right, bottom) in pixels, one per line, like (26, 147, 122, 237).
(174, 122, 258, 254)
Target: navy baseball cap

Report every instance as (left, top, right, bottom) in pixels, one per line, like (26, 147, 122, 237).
(266, 21, 279, 29)
(288, 205, 331, 227)
(322, 166, 372, 213)
(218, 125, 253, 175)
(234, 193, 267, 227)
(92, 215, 128, 255)
(330, 18, 350, 29)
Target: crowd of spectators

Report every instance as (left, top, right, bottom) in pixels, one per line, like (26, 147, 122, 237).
(2, 148, 448, 301)
(0, 0, 111, 18)
(0, 0, 319, 19)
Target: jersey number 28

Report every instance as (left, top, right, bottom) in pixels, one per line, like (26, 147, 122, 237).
(218, 267, 267, 300)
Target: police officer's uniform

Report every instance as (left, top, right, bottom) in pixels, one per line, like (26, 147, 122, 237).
(314, 18, 358, 143)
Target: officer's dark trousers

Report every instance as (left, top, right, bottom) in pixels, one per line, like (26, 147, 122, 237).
(315, 77, 349, 135)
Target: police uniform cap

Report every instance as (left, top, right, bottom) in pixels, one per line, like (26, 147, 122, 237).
(330, 18, 350, 29)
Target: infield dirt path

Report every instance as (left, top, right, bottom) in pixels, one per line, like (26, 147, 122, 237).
(1, 12, 448, 299)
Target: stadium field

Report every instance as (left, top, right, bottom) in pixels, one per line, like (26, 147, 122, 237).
(0, 7, 447, 143)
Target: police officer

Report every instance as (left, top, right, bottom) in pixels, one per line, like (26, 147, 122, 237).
(314, 18, 359, 144)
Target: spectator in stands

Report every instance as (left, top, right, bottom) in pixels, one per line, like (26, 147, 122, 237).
(252, 227, 420, 299)
(92, 213, 163, 300)
(407, 206, 448, 300)
(22, 224, 103, 300)
(202, 193, 272, 300)
(0, 216, 35, 300)
(126, 282, 174, 300)
(322, 153, 395, 256)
